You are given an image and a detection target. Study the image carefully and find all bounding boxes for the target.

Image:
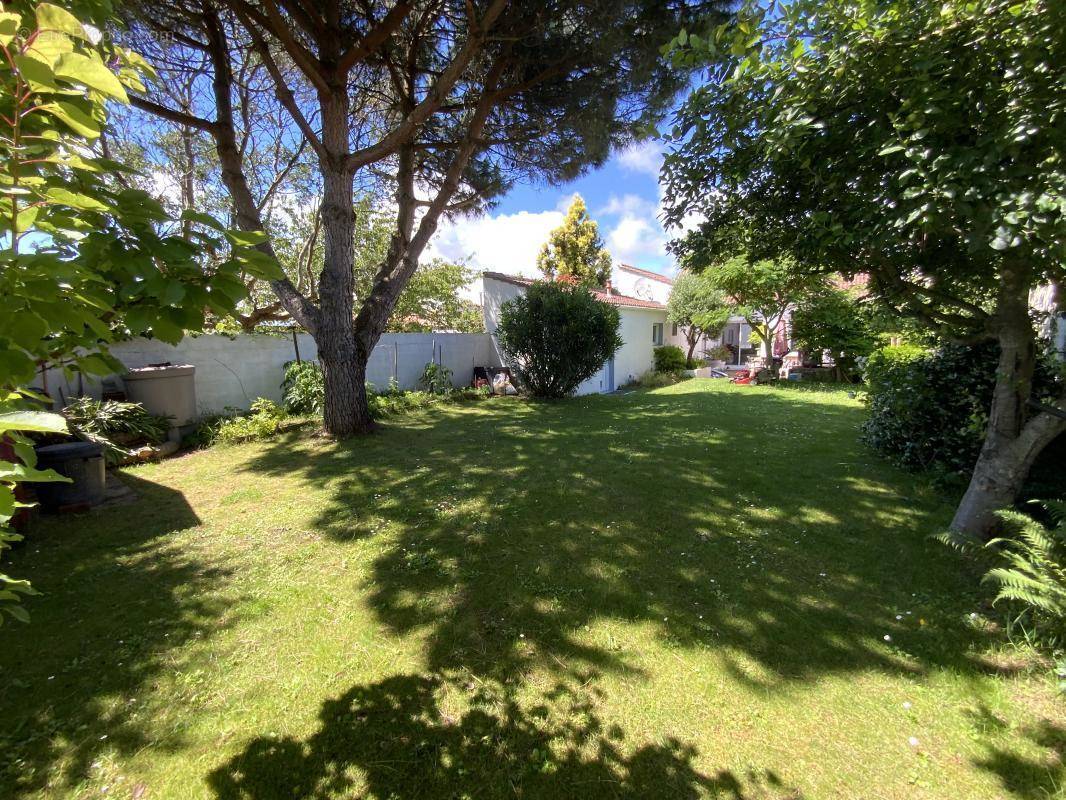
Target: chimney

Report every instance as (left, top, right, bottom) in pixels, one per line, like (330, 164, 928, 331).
(605, 278, 613, 293)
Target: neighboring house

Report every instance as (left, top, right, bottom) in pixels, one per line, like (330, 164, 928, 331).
(615, 263, 758, 363)
(481, 271, 670, 393)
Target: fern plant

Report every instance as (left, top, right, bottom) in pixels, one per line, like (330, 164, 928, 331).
(936, 501, 1066, 686)
(984, 502, 1066, 634)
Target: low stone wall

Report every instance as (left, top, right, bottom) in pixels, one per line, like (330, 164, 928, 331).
(39, 332, 501, 415)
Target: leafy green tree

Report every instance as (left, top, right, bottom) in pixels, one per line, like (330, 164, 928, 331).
(666, 271, 731, 363)
(497, 282, 622, 398)
(697, 254, 823, 361)
(126, 0, 723, 435)
(0, 1, 273, 624)
(790, 286, 882, 381)
(662, 0, 1066, 536)
(536, 195, 613, 286)
(387, 260, 484, 333)
(350, 202, 483, 333)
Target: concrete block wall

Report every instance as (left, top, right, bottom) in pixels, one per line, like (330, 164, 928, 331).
(38, 332, 501, 416)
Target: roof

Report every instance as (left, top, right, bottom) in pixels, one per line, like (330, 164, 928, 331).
(482, 271, 666, 310)
(617, 263, 674, 285)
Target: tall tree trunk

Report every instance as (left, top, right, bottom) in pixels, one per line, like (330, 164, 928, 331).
(320, 349, 372, 435)
(314, 89, 370, 436)
(686, 331, 698, 363)
(950, 271, 1066, 537)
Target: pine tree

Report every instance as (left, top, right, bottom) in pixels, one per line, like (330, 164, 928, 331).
(536, 196, 613, 287)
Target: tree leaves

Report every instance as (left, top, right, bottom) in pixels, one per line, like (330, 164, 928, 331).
(35, 3, 90, 41)
(54, 52, 127, 100)
(39, 100, 100, 138)
(0, 410, 69, 434)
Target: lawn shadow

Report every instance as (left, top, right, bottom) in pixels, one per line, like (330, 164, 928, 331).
(971, 712, 1066, 800)
(0, 472, 236, 798)
(207, 671, 804, 800)
(239, 383, 992, 688)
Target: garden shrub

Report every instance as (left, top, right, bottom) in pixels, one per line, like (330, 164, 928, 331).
(62, 397, 171, 462)
(183, 413, 229, 450)
(215, 398, 286, 445)
(367, 385, 489, 420)
(419, 362, 453, 394)
(862, 344, 992, 474)
(496, 282, 622, 398)
(281, 361, 324, 415)
(862, 342, 1061, 477)
(653, 345, 687, 373)
(636, 369, 687, 389)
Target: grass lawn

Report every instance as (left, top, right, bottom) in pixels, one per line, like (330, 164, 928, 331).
(2, 380, 1063, 799)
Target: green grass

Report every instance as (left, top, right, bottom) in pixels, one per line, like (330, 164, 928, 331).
(2, 380, 1063, 799)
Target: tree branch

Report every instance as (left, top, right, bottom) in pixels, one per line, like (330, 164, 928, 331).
(130, 96, 216, 133)
(344, 0, 508, 171)
(237, 14, 327, 161)
(222, 0, 331, 94)
(335, 1, 413, 78)
(201, 3, 320, 333)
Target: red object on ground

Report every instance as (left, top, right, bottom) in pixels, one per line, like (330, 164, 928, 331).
(730, 369, 755, 385)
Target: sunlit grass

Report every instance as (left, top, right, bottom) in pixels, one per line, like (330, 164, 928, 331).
(1, 380, 1062, 799)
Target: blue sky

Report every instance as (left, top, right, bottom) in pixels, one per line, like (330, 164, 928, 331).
(428, 140, 678, 281)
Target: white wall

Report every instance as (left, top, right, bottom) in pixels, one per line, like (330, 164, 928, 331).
(615, 307, 669, 385)
(481, 275, 527, 363)
(612, 267, 673, 304)
(38, 332, 500, 415)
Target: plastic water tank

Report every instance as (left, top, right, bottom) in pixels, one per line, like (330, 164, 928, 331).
(123, 364, 197, 431)
(34, 441, 106, 510)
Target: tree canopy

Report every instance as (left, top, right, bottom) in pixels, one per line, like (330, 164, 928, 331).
(536, 195, 613, 286)
(665, 271, 731, 362)
(125, 0, 727, 435)
(661, 0, 1065, 535)
(699, 254, 823, 360)
(789, 286, 882, 381)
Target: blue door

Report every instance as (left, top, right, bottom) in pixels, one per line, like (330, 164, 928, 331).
(606, 357, 615, 392)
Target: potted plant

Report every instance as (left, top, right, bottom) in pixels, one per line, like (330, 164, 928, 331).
(705, 344, 731, 369)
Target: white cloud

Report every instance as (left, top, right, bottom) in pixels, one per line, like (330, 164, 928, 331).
(598, 192, 657, 218)
(148, 169, 182, 202)
(606, 215, 669, 265)
(617, 140, 664, 178)
(427, 208, 566, 299)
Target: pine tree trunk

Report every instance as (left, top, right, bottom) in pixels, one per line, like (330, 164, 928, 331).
(949, 273, 1066, 537)
(320, 351, 373, 436)
(313, 90, 375, 437)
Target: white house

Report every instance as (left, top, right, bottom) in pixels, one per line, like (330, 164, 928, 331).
(482, 271, 671, 393)
(615, 263, 761, 366)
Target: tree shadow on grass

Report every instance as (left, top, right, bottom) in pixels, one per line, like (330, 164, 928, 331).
(968, 708, 1066, 800)
(0, 472, 237, 798)
(207, 672, 804, 800)
(239, 384, 992, 688)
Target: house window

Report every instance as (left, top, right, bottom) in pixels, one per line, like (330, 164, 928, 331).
(671, 322, 678, 337)
(652, 323, 664, 346)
